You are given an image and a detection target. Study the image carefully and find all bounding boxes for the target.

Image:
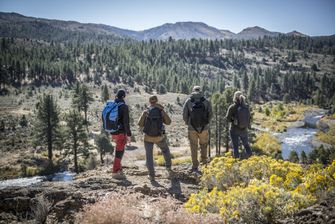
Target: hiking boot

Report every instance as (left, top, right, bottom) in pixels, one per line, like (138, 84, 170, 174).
(112, 170, 125, 180)
(190, 167, 202, 175)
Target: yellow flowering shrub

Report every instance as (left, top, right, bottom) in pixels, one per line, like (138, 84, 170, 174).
(201, 155, 303, 191)
(186, 181, 314, 223)
(187, 156, 335, 223)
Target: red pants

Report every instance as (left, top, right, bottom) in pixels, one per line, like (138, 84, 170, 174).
(111, 133, 127, 173)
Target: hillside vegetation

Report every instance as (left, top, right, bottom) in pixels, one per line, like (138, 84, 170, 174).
(0, 13, 335, 224)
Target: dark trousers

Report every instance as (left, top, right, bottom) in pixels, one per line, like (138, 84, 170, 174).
(230, 128, 252, 158)
(144, 138, 172, 177)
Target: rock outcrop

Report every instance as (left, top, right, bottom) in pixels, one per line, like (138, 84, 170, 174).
(0, 164, 199, 223)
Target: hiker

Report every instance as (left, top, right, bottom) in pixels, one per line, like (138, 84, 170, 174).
(226, 91, 252, 159)
(138, 95, 172, 181)
(183, 86, 212, 174)
(102, 89, 131, 179)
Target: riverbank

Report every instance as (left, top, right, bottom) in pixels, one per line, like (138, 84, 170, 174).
(253, 103, 331, 160)
(276, 108, 327, 160)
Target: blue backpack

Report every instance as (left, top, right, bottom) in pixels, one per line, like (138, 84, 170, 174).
(102, 101, 124, 133)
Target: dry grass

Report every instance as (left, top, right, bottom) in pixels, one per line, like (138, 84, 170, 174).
(77, 192, 223, 224)
(252, 133, 281, 158)
(316, 126, 335, 147)
(155, 155, 192, 166)
(253, 103, 315, 132)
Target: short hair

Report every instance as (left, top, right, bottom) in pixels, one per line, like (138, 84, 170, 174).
(116, 89, 126, 99)
(149, 95, 158, 103)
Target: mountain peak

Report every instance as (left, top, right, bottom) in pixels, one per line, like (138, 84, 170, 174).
(141, 21, 226, 40)
(0, 12, 318, 41)
(239, 26, 270, 33)
(237, 26, 279, 39)
(287, 30, 308, 37)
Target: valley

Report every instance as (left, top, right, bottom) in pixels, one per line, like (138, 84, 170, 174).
(0, 11, 335, 224)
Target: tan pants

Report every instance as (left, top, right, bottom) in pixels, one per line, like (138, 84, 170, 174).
(188, 130, 209, 169)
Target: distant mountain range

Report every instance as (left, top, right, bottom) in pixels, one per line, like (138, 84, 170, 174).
(0, 12, 329, 42)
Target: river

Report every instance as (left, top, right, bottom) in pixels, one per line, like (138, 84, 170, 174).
(275, 109, 326, 160)
(0, 171, 75, 190)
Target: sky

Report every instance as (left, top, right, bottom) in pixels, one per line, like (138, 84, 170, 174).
(0, 0, 334, 36)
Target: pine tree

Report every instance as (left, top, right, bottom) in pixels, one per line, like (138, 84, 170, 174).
(158, 84, 167, 94)
(101, 84, 109, 102)
(288, 150, 299, 163)
(283, 93, 290, 104)
(233, 74, 241, 89)
(248, 79, 256, 102)
(65, 110, 88, 173)
(211, 93, 221, 155)
(19, 114, 28, 128)
(34, 94, 60, 161)
(242, 72, 249, 92)
(300, 151, 308, 164)
(72, 84, 94, 125)
(95, 133, 114, 164)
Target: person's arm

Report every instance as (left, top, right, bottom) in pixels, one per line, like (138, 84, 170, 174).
(123, 105, 132, 136)
(137, 111, 147, 128)
(162, 110, 171, 125)
(182, 99, 189, 125)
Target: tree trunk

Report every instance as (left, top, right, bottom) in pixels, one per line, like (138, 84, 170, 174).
(218, 120, 221, 155)
(74, 140, 78, 173)
(208, 129, 211, 158)
(100, 151, 104, 165)
(84, 109, 88, 125)
(47, 114, 52, 161)
(218, 108, 221, 155)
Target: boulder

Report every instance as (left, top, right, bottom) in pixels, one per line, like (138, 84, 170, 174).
(316, 120, 329, 131)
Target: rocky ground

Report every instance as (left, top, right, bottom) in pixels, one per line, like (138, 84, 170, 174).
(0, 162, 200, 224)
(278, 191, 335, 224)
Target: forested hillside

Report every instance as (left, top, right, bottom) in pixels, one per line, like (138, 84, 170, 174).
(1, 9, 335, 224)
(1, 34, 335, 108)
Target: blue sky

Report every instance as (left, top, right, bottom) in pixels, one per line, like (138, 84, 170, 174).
(0, 0, 334, 36)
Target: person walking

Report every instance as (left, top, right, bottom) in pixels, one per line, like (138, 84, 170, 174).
(138, 95, 173, 181)
(226, 91, 252, 159)
(106, 89, 132, 179)
(183, 86, 212, 174)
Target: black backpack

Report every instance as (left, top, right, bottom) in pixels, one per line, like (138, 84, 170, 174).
(236, 104, 250, 129)
(143, 107, 163, 137)
(190, 97, 209, 133)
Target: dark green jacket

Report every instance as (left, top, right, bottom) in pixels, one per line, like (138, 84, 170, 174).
(226, 102, 250, 131)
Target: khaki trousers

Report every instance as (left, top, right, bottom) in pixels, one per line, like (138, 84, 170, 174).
(188, 130, 209, 169)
